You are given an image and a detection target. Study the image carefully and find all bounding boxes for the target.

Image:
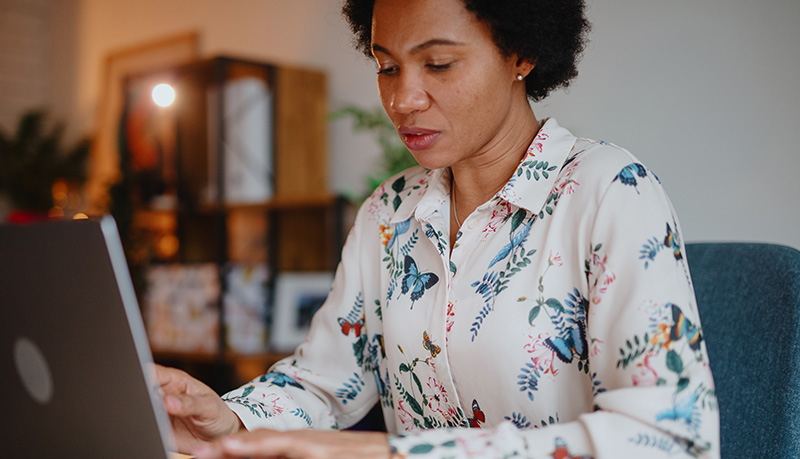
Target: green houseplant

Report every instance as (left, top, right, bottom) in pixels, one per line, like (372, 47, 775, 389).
(0, 110, 90, 219)
(330, 105, 418, 201)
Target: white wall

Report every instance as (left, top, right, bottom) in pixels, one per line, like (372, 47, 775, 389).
(56, 0, 800, 248)
(66, 0, 382, 200)
(535, 0, 800, 248)
(0, 0, 51, 130)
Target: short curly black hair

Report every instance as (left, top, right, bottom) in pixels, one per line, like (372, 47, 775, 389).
(341, 0, 591, 102)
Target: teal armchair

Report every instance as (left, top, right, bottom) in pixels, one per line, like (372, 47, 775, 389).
(686, 242, 800, 457)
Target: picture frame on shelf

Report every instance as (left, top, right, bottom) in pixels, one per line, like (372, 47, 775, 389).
(270, 272, 334, 352)
(143, 263, 220, 354)
(214, 73, 274, 205)
(224, 263, 269, 354)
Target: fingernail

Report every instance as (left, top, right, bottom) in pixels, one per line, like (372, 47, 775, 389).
(165, 395, 180, 410)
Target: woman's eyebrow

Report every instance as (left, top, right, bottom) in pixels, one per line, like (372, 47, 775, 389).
(372, 39, 465, 57)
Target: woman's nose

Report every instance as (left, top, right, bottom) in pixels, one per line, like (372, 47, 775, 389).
(390, 74, 430, 114)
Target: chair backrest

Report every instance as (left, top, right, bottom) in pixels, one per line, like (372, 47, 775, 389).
(686, 242, 800, 457)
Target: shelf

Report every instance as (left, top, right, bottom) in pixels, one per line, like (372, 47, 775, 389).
(152, 350, 218, 363)
(132, 193, 343, 216)
(153, 349, 292, 364)
(183, 193, 343, 214)
(120, 56, 333, 390)
(263, 193, 342, 209)
(153, 350, 293, 385)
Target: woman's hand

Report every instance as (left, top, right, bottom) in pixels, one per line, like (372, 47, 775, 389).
(193, 429, 391, 459)
(154, 364, 243, 453)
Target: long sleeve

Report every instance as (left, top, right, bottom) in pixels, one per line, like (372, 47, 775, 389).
(579, 160, 718, 456)
(222, 200, 380, 431)
(386, 154, 719, 458)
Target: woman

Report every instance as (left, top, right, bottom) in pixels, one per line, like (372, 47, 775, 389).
(157, 0, 720, 457)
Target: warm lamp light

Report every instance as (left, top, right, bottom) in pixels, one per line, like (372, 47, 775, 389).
(156, 233, 180, 259)
(152, 83, 176, 107)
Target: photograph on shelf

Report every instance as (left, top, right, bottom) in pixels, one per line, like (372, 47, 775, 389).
(204, 74, 274, 206)
(224, 263, 269, 354)
(143, 263, 219, 354)
(270, 272, 334, 352)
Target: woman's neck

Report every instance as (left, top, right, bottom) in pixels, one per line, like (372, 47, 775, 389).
(450, 109, 539, 214)
(449, 107, 539, 248)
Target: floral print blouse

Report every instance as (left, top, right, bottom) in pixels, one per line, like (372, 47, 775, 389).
(223, 118, 720, 458)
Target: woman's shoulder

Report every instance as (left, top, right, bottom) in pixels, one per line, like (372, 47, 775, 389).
(564, 137, 661, 191)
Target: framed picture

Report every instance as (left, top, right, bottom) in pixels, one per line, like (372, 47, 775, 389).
(224, 263, 269, 354)
(143, 263, 220, 354)
(85, 31, 199, 214)
(270, 272, 334, 352)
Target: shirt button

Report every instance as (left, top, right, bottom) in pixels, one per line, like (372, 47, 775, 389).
(467, 219, 478, 230)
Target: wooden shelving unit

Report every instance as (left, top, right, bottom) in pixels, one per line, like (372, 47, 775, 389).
(119, 56, 349, 390)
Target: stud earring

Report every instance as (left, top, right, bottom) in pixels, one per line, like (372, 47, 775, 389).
(516, 74, 524, 81)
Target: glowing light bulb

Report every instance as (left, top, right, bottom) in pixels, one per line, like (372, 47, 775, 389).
(152, 83, 176, 107)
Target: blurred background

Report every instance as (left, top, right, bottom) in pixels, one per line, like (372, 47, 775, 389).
(1, 0, 798, 390)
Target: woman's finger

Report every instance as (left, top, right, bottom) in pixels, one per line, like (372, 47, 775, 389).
(164, 392, 216, 418)
(163, 394, 188, 416)
(207, 430, 390, 459)
(155, 364, 192, 394)
(221, 430, 291, 457)
(191, 440, 226, 459)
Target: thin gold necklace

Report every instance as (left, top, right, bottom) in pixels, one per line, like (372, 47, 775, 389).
(451, 179, 462, 229)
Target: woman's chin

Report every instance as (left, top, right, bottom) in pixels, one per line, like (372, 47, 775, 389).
(407, 149, 457, 171)
(411, 156, 451, 171)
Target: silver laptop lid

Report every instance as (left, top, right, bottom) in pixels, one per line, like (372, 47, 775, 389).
(0, 216, 175, 458)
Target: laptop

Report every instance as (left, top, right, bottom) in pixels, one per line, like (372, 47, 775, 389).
(0, 216, 180, 458)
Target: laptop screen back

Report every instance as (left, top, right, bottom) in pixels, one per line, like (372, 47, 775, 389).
(0, 216, 175, 458)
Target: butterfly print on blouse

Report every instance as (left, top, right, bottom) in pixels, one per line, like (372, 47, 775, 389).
(338, 316, 364, 337)
(612, 163, 649, 194)
(551, 437, 592, 459)
(544, 321, 588, 365)
(400, 255, 439, 308)
(467, 399, 486, 428)
(422, 331, 441, 359)
(259, 372, 304, 390)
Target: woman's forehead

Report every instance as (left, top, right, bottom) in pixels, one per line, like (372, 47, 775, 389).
(371, 0, 488, 56)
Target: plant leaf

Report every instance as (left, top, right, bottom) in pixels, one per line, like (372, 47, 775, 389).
(510, 209, 526, 233)
(666, 350, 684, 374)
(392, 176, 405, 193)
(405, 392, 424, 416)
(545, 298, 564, 312)
(528, 305, 541, 324)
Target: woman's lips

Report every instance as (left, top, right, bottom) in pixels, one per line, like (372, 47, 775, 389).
(399, 126, 440, 151)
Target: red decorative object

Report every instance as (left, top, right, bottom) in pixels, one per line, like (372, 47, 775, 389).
(6, 210, 51, 224)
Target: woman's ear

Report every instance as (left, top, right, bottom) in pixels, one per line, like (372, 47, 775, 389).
(515, 58, 535, 79)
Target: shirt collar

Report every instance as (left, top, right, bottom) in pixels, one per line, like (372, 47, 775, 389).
(496, 117, 577, 213)
(390, 118, 577, 224)
(389, 167, 448, 224)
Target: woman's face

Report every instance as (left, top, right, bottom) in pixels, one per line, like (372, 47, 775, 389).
(371, 0, 529, 171)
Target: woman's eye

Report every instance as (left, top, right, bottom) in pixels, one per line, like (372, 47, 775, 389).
(377, 66, 398, 76)
(427, 62, 453, 72)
